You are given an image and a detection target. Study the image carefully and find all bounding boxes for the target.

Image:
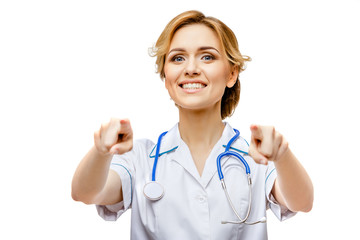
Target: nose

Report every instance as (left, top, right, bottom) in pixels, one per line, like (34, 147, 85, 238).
(184, 57, 200, 76)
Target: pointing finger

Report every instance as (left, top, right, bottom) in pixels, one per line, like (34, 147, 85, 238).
(250, 125, 275, 158)
(250, 124, 263, 141)
(248, 143, 268, 165)
(119, 119, 132, 135)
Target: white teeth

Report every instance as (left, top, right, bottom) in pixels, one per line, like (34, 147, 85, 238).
(182, 83, 206, 89)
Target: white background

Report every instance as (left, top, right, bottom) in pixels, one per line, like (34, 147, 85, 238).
(1, 0, 359, 239)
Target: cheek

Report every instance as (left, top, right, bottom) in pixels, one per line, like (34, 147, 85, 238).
(164, 66, 174, 91)
(205, 64, 230, 85)
(163, 65, 169, 89)
(164, 65, 182, 84)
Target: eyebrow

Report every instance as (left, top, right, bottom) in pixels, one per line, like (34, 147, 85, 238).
(168, 46, 220, 55)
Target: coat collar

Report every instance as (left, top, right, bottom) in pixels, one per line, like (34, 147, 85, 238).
(149, 122, 250, 188)
(149, 123, 181, 159)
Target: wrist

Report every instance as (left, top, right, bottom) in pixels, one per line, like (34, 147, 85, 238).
(273, 138, 290, 161)
(274, 146, 291, 166)
(93, 145, 113, 161)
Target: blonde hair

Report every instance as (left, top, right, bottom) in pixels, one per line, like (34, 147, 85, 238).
(150, 10, 251, 119)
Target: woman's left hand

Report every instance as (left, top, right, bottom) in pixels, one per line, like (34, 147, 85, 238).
(248, 125, 289, 165)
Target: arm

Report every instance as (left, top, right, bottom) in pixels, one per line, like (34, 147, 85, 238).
(71, 119, 133, 205)
(248, 125, 314, 213)
(271, 148, 313, 212)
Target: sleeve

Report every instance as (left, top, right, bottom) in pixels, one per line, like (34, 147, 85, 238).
(265, 162, 297, 221)
(96, 148, 137, 221)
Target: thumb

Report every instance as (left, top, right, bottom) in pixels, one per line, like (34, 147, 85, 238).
(110, 119, 133, 154)
(248, 143, 268, 165)
(109, 139, 133, 155)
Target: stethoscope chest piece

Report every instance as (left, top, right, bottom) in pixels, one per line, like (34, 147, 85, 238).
(143, 181, 165, 201)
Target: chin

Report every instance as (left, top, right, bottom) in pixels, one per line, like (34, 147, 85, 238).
(176, 101, 220, 112)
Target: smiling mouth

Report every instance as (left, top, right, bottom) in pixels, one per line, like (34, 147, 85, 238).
(180, 83, 206, 89)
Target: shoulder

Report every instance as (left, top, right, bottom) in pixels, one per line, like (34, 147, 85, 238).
(224, 123, 272, 175)
(223, 122, 250, 154)
(229, 135, 250, 154)
(132, 138, 156, 155)
(111, 138, 155, 162)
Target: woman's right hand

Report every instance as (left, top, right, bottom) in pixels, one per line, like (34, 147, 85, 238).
(94, 118, 133, 155)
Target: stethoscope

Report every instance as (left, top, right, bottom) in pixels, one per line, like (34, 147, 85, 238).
(143, 129, 266, 225)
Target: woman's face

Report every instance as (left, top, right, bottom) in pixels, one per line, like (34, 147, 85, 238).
(164, 24, 238, 113)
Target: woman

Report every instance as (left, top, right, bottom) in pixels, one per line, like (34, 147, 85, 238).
(72, 10, 313, 239)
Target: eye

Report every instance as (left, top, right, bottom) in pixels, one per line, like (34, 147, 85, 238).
(202, 54, 215, 61)
(171, 55, 185, 62)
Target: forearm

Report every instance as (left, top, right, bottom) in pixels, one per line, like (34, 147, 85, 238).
(71, 146, 113, 204)
(273, 149, 314, 212)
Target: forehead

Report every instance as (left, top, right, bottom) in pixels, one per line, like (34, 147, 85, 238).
(169, 24, 221, 50)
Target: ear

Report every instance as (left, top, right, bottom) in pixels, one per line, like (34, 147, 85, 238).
(226, 65, 239, 88)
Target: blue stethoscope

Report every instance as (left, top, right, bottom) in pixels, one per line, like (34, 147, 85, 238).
(143, 129, 266, 225)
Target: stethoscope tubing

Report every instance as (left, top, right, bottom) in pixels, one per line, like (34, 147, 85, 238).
(217, 150, 251, 180)
(147, 128, 266, 225)
(152, 131, 168, 181)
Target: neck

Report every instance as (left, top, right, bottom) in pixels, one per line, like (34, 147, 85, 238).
(178, 104, 225, 148)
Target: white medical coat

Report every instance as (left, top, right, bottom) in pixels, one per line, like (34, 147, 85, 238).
(97, 123, 295, 239)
